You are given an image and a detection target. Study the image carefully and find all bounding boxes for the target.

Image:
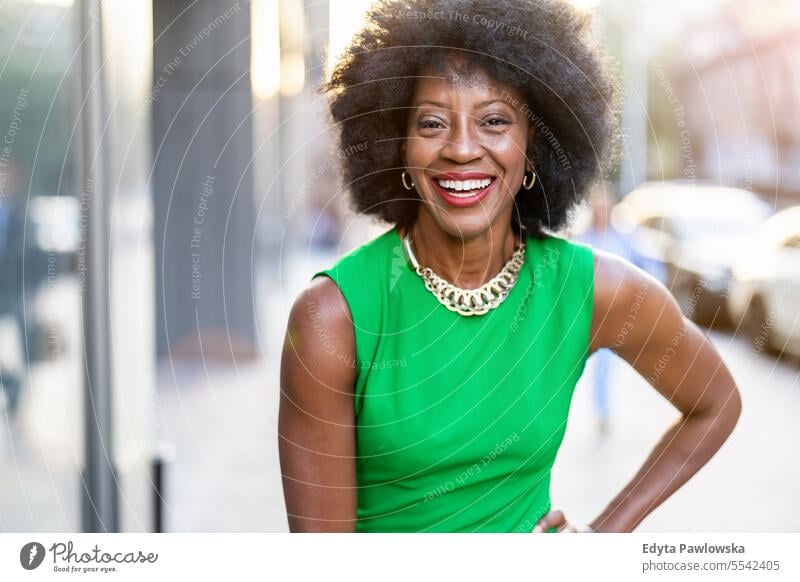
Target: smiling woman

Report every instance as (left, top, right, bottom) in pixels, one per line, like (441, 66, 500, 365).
(278, 0, 741, 534)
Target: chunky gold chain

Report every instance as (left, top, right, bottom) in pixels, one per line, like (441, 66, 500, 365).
(402, 233, 526, 316)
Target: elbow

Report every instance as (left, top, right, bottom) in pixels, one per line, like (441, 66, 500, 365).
(698, 381, 742, 442)
(683, 379, 742, 444)
(725, 383, 743, 436)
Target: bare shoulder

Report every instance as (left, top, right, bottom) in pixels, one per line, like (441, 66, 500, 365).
(281, 275, 357, 407)
(590, 247, 643, 324)
(287, 275, 354, 343)
(590, 248, 681, 356)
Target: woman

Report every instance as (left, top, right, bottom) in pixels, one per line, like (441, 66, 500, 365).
(278, 0, 741, 533)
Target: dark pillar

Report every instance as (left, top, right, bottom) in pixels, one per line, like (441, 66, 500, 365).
(152, 0, 257, 360)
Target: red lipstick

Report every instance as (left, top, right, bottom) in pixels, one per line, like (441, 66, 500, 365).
(429, 172, 497, 208)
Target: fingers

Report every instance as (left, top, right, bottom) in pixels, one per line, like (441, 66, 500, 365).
(531, 510, 594, 533)
(531, 509, 566, 533)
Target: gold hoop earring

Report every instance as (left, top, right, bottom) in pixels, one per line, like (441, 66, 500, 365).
(401, 170, 415, 190)
(522, 170, 536, 190)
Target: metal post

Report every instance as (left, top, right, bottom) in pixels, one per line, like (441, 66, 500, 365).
(76, 0, 118, 533)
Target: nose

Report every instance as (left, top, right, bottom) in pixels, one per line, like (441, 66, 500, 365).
(440, 115, 483, 163)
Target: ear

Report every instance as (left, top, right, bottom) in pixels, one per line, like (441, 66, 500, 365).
(400, 140, 407, 167)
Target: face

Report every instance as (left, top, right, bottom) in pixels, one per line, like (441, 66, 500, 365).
(402, 61, 533, 240)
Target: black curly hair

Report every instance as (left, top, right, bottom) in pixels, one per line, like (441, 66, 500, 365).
(320, 0, 620, 238)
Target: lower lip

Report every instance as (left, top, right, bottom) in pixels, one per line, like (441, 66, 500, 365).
(431, 177, 496, 207)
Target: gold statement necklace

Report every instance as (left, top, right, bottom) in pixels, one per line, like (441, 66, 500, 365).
(402, 229, 526, 316)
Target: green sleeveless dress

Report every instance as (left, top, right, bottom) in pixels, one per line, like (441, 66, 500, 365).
(311, 225, 595, 532)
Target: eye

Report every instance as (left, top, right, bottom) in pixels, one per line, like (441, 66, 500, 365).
(418, 118, 445, 130)
(483, 117, 510, 127)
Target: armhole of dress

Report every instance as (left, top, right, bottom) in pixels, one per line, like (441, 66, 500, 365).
(557, 239, 595, 375)
(585, 243, 596, 343)
(578, 241, 596, 370)
(310, 269, 363, 418)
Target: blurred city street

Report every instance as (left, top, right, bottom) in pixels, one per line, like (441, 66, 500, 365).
(2, 0, 800, 535)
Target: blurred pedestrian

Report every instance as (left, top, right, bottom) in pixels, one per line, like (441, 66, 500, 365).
(0, 162, 33, 425)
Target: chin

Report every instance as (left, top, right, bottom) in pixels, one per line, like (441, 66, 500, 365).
(428, 210, 503, 241)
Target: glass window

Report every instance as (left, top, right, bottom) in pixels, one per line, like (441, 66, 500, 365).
(0, 0, 81, 531)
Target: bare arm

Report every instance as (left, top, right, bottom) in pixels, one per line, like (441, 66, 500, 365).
(278, 276, 358, 531)
(587, 249, 742, 532)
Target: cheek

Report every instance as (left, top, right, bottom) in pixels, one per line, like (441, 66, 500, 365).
(486, 129, 527, 158)
(404, 138, 440, 166)
(490, 140, 528, 177)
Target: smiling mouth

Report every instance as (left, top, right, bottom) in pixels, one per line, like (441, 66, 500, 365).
(433, 176, 496, 197)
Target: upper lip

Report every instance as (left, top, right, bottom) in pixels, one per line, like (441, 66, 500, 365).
(431, 172, 495, 181)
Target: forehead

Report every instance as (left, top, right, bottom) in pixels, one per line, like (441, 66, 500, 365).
(412, 61, 524, 107)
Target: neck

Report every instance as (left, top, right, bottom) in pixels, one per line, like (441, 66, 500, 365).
(400, 213, 521, 289)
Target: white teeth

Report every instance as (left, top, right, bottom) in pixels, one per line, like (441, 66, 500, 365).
(435, 178, 492, 194)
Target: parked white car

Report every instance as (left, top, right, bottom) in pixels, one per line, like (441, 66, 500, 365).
(613, 182, 773, 326)
(727, 206, 800, 358)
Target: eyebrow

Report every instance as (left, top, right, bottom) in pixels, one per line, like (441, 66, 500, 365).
(475, 99, 513, 109)
(413, 100, 449, 109)
(412, 99, 514, 110)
